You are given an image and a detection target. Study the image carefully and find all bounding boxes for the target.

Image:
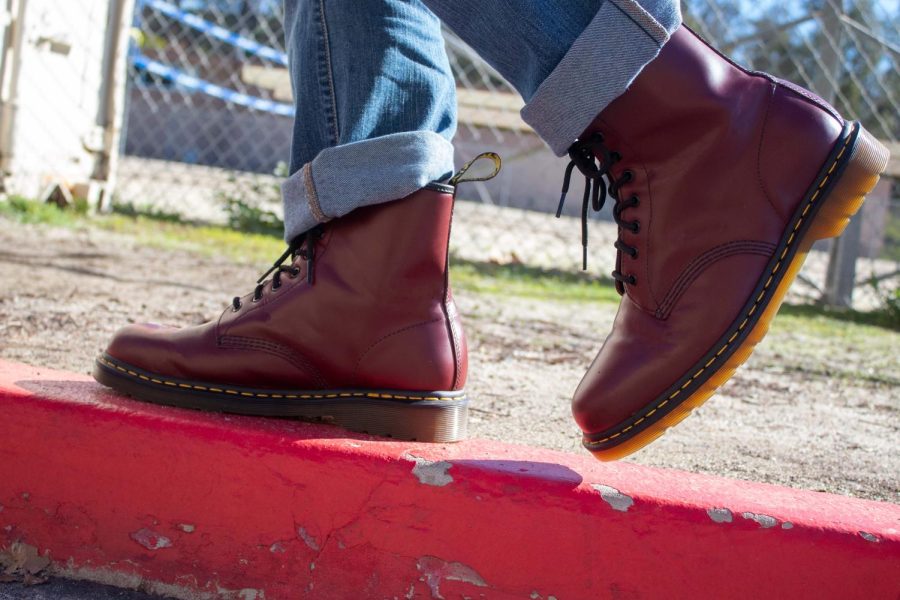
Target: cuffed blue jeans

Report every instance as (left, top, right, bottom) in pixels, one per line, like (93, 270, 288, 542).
(281, 0, 681, 242)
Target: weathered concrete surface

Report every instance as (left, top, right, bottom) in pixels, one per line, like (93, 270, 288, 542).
(1, 360, 898, 599)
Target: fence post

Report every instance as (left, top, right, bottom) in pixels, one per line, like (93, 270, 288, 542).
(817, 0, 859, 308)
(91, 0, 135, 212)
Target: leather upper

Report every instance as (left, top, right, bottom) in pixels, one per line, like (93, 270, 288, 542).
(105, 188, 467, 392)
(572, 26, 844, 434)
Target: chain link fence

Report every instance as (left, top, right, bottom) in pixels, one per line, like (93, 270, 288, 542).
(2, 0, 898, 308)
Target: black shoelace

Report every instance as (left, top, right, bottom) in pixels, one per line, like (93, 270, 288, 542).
(556, 132, 640, 289)
(232, 226, 323, 311)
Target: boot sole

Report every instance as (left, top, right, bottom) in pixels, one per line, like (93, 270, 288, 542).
(93, 353, 468, 443)
(583, 121, 890, 460)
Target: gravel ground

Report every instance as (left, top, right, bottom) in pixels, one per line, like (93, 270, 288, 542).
(0, 217, 897, 502)
(0, 579, 153, 600)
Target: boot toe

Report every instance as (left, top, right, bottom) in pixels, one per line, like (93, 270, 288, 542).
(571, 330, 676, 437)
(103, 322, 189, 376)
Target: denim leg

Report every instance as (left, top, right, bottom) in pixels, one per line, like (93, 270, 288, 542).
(281, 0, 456, 242)
(423, 0, 681, 155)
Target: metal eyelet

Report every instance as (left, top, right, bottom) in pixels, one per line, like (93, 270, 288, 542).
(630, 194, 640, 207)
(631, 249, 639, 259)
(628, 275, 637, 285)
(622, 169, 634, 182)
(631, 220, 640, 234)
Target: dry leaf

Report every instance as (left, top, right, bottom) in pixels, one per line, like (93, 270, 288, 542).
(0, 542, 50, 585)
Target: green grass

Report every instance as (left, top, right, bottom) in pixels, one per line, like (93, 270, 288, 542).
(0, 196, 85, 225)
(765, 310, 899, 385)
(450, 259, 622, 304)
(2, 196, 898, 331)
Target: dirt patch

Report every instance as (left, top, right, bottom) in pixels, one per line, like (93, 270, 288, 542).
(1, 218, 897, 502)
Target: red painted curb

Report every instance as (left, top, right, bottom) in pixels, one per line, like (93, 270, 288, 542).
(0, 360, 897, 599)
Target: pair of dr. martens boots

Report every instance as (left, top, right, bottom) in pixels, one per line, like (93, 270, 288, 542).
(94, 27, 889, 459)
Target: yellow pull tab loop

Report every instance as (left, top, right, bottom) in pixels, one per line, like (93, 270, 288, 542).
(448, 152, 502, 186)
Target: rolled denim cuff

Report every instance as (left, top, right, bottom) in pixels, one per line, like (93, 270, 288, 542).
(521, 0, 680, 156)
(281, 131, 455, 242)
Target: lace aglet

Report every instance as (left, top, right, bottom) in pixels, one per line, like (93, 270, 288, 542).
(256, 266, 276, 285)
(582, 246, 588, 271)
(555, 192, 566, 218)
(258, 246, 293, 284)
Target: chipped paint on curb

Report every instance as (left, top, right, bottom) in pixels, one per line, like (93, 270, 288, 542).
(297, 527, 319, 552)
(742, 512, 777, 529)
(404, 454, 454, 487)
(416, 555, 487, 599)
(707, 507, 733, 523)
(130, 528, 172, 550)
(859, 531, 881, 543)
(591, 484, 633, 512)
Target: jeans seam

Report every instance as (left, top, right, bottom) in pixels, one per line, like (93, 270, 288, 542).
(303, 162, 328, 223)
(608, 0, 667, 46)
(316, 0, 340, 145)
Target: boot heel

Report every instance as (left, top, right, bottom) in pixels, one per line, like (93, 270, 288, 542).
(323, 396, 469, 443)
(808, 125, 890, 241)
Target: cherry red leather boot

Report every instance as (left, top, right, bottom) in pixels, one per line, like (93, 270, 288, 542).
(93, 183, 469, 442)
(560, 25, 890, 460)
